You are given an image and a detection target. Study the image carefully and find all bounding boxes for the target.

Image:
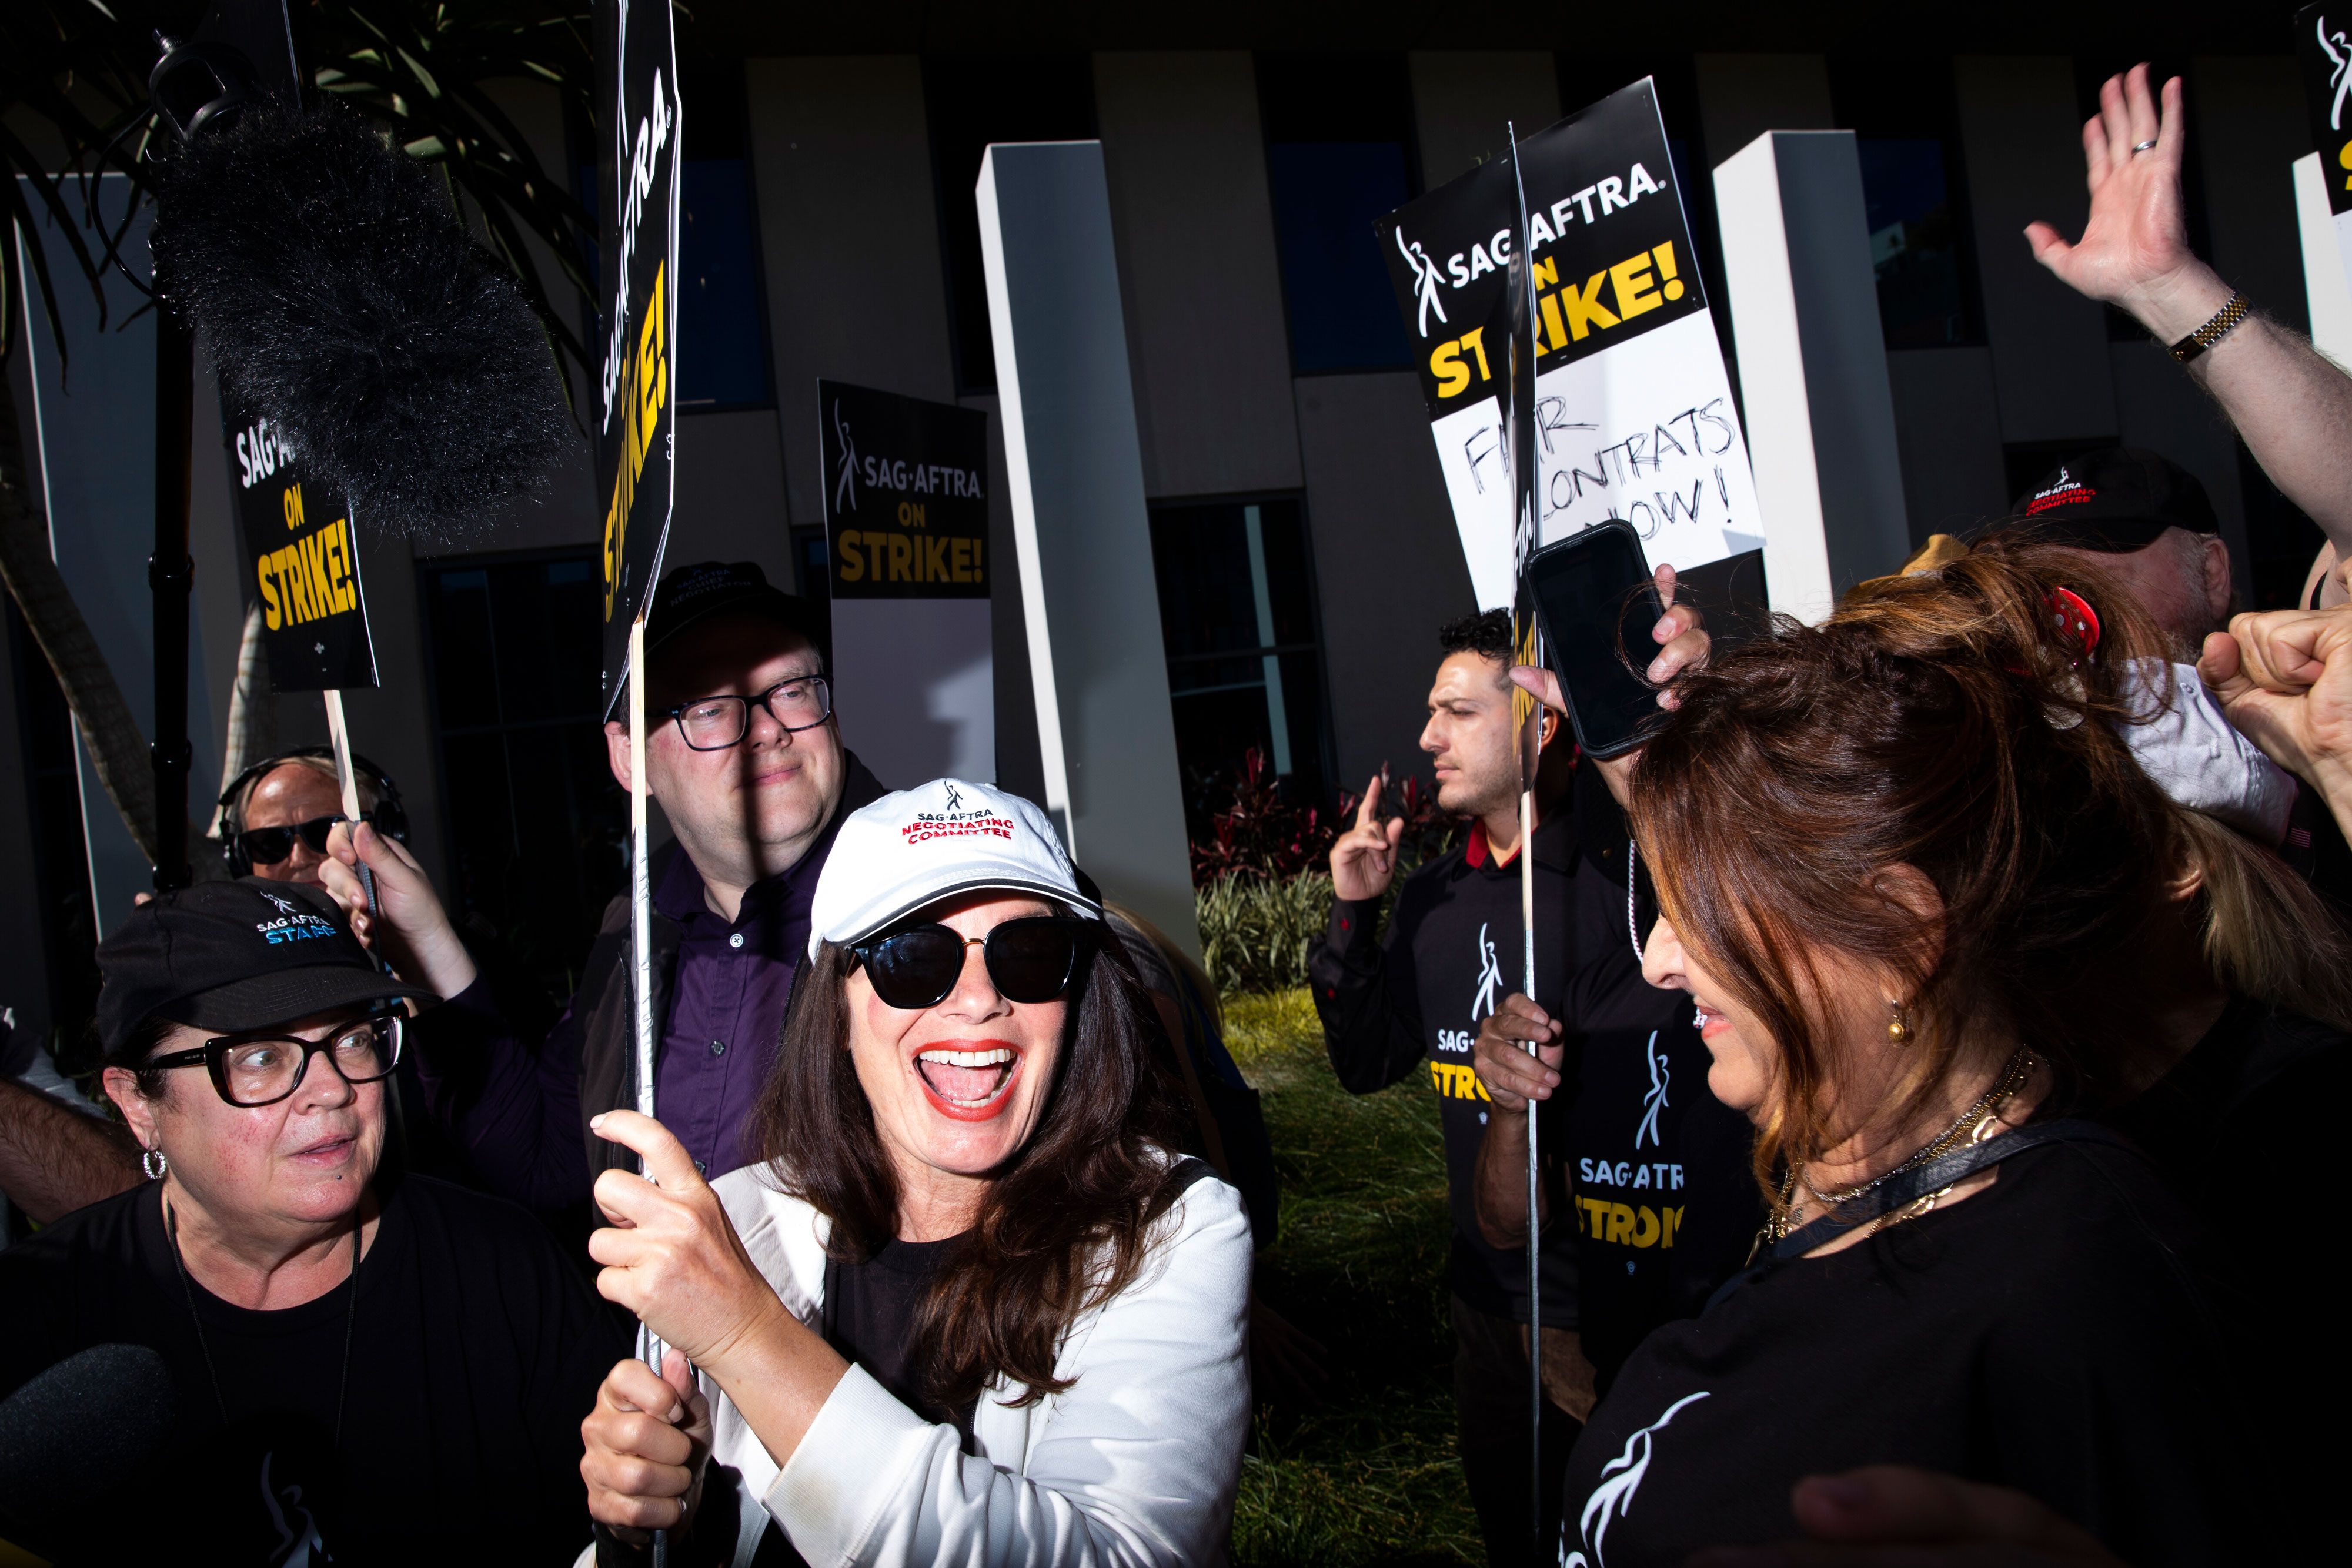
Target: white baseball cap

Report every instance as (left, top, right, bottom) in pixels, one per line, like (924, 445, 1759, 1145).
(808, 778, 1103, 959)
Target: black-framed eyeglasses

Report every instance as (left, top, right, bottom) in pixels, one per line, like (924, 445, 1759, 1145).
(849, 916, 1095, 1011)
(146, 1013, 404, 1108)
(664, 676, 832, 751)
(235, 813, 375, 868)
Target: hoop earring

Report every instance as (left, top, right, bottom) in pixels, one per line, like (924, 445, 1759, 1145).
(142, 1148, 168, 1181)
(1886, 998, 1912, 1046)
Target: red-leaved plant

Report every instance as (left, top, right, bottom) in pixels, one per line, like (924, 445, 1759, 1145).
(1187, 748, 1459, 887)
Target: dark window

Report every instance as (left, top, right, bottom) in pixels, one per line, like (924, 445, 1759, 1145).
(1148, 497, 1334, 838)
(924, 54, 1097, 395)
(676, 59, 773, 410)
(5, 601, 98, 1067)
(1829, 58, 1984, 349)
(418, 550, 624, 1004)
(2072, 56, 2211, 343)
(1257, 53, 1418, 375)
(570, 59, 775, 410)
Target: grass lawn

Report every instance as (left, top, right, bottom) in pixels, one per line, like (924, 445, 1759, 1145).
(1223, 989, 1482, 1567)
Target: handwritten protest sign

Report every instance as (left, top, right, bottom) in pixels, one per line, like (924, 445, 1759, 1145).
(1379, 79, 1761, 609)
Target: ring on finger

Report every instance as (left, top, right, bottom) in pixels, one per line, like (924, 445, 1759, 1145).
(2131, 139, 2157, 153)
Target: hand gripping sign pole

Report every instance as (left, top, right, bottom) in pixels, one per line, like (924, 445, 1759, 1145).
(597, 2, 682, 1557)
(1505, 122, 1546, 1562)
(226, 404, 384, 911)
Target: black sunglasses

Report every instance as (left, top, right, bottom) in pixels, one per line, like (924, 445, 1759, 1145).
(146, 1012, 404, 1108)
(235, 813, 370, 867)
(849, 916, 1094, 1011)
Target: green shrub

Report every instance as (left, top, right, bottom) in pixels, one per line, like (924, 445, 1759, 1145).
(1197, 870, 1334, 994)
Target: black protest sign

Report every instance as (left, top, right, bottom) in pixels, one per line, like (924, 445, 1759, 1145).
(1380, 79, 1705, 418)
(2298, 4, 2352, 215)
(226, 398, 378, 691)
(595, 0, 683, 714)
(817, 382, 990, 601)
(1378, 78, 1755, 599)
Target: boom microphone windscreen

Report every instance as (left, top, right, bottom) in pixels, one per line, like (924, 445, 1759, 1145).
(0, 1344, 175, 1556)
(150, 96, 571, 537)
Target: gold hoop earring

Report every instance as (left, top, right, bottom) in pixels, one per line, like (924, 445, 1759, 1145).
(1887, 998, 1912, 1046)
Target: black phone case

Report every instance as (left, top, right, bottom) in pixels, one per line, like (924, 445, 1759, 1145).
(1526, 519, 1664, 761)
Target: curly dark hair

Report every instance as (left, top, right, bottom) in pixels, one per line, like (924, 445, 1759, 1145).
(1438, 608, 1514, 666)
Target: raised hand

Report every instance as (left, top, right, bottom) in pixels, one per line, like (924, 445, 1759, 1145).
(319, 820, 477, 997)
(1509, 562, 1709, 721)
(2024, 65, 2233, 342)
(1329, 772, 1405, 904)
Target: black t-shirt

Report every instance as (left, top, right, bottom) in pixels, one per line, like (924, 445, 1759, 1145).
(1557, 1140, 2262, 1568)
(1560, 768, 1760, 1383)
(820, 1235, 978, 1448)
(0, 1174, 625, 1566)
(1310, 810, 1583, 1325)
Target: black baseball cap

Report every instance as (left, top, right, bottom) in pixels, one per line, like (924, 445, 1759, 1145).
(1994, 446, 2217, 554)
(646, 561, 821, 657)
(94, 880, 433, 1055)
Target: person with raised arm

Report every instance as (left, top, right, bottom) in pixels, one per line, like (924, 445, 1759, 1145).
(2025, 62, 2352, 613)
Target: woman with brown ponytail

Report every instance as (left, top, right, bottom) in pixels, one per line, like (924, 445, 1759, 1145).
(1534, 547, 2272, 1568)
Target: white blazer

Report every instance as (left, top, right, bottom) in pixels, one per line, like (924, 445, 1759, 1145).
(696, 1159, 1253, 1568)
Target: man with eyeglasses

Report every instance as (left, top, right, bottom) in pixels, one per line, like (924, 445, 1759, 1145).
(321, 561, 886, 1218)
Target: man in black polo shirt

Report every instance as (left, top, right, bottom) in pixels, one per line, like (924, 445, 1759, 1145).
(1311, 587, 1714, 1568)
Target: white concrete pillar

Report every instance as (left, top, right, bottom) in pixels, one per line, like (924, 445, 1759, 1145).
(1713, 131, 1912, 621)
(975, 141, 1201, 959)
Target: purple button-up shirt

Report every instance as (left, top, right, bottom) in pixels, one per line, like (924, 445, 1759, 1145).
(646, 848, 811, 1180)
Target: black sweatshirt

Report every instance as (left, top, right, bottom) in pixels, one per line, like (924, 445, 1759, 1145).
(1312, 805, 1582, 1325)
(0, 1173, 624, 1565)
(1557, 766, 1760, 1381)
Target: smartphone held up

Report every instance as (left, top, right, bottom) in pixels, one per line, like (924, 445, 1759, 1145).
(1526, 521, 1668, 761)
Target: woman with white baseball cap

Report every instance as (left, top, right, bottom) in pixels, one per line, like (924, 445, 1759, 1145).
(577, 779, 1251, 1566)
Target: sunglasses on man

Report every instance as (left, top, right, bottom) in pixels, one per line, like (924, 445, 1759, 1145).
(848, 916, 1095, 1011)
(233, 813, 384, 869)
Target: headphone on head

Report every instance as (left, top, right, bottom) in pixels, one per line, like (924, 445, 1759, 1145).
(216, 748, 410, 877)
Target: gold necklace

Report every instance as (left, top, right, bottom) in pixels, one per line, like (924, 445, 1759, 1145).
(1768, 1047, 2038, 1241)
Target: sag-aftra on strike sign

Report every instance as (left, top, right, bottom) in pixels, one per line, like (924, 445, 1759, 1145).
(229, 398, 379, 692)
(1378, 79, 1762, 609)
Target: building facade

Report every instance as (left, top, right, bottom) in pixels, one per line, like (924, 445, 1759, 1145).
(1, 21, 2324, 1040)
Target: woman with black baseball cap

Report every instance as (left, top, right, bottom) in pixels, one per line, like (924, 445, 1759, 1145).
(576, 779, 1252, 1566)
(0, 880, 624, 1563)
